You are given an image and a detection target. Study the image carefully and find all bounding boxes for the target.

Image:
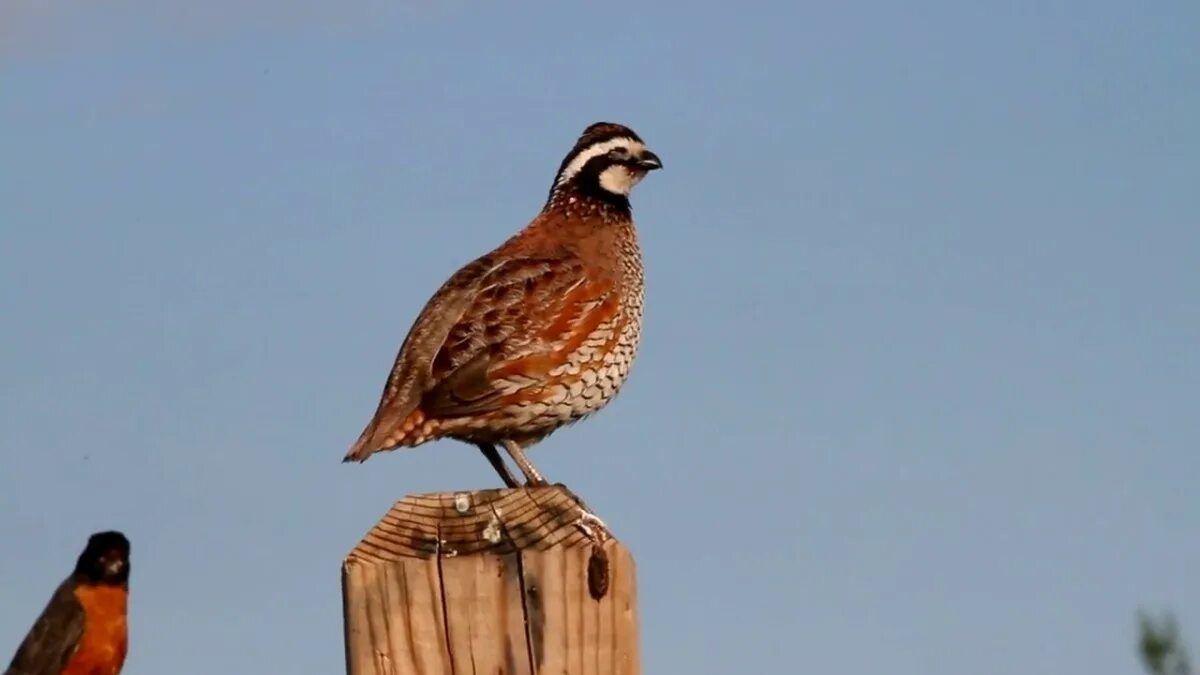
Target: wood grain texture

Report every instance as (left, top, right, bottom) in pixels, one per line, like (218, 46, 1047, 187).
(343, 487, 639, 675)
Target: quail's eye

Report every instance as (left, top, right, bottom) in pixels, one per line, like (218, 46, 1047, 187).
(608, 148, 632, 161)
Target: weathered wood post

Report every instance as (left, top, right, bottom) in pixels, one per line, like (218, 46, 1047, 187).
(342, 486, 640, 675)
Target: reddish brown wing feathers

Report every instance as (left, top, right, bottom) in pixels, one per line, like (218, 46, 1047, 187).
(345, 248, 612, 459)
(344, 254, 507, 460)
(420, 255, 614, 418)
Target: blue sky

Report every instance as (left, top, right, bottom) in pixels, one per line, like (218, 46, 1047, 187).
(2, 1, 1197, 673)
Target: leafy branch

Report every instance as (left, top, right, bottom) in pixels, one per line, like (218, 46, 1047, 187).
(1139, 612, 1192, 675)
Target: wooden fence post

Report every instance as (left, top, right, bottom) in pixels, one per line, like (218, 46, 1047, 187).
(342, 486, 640, 675)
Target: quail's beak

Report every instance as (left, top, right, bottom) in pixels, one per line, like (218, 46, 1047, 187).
(636, 150, 663, 171)
(104, 557, 126, 576)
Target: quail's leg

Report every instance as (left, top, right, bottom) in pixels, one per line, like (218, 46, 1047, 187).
(501, 439, 549, 487)
(501, 441, 608, 541)
(476, 443, 521, 489)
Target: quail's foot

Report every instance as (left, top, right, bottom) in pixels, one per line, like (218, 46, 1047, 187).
(573, 509, 611, 545)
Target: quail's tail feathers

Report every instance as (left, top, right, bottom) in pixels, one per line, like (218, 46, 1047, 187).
(343, 420, 392, 463)
(343, 400, 426, 463)
(342, 435, 376, 463)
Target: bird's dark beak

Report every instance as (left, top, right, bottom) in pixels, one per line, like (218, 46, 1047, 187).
(637, 150, 663, 171)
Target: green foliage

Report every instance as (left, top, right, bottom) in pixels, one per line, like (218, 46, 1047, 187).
(1139, 612, 1192, 675)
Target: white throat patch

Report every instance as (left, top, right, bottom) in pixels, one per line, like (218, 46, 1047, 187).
(554, 137, 646, 189)
(597, 164, 644, 196)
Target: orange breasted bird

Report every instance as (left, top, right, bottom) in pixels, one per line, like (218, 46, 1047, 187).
(4, 531, 130, 675)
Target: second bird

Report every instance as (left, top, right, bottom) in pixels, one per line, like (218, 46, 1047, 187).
(344, 122, 662, 488)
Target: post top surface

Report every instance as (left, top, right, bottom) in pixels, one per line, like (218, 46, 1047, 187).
(345, 486, 612, 564)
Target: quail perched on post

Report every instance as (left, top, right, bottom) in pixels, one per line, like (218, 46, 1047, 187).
(344, 122, 661, 490)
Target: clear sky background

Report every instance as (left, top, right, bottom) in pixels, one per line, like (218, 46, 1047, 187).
(2, 1, 1197, 674)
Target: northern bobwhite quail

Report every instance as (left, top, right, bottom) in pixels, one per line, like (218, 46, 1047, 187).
(344, 122, 661, 489)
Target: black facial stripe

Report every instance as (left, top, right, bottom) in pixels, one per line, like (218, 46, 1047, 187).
(555, 137, 635, 178)
(579, 154, 620, 174)
(551, 156, 631, 209)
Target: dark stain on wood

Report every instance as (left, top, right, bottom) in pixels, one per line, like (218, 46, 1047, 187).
(503, 637, 517, 675)
(587, 545, 610, 600)
(524, 570, 545, 667)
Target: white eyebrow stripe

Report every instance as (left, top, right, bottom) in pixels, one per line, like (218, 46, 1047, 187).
(554, 137, 643, 187)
